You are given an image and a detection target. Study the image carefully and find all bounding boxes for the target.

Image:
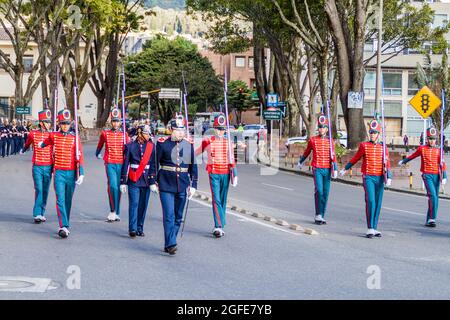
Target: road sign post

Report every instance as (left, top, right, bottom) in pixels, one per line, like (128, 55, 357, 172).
(409, 86, 442, 119)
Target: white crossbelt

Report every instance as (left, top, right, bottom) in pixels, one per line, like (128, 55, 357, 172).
(161, 165, 188, 172)
(130, 164, 150, 169)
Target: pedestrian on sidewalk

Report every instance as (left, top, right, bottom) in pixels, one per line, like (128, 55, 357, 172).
(120, 124, 157, 238)
(403, 134, 409, 152)
(21, 108, 53, 224)
(297, 114, 338, 225)
(196, 113, 238, 238)
(96, 108, 130, 222)
(339, 118, 392, 238)
(39, 109, 85, 239)
(398, 127, 447, 227)
(156, 115, 198, 255)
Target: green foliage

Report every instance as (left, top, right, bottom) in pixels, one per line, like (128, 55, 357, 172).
(226, 80, 254, 122)
(125, 36, 222, 123)
(335, 143, 348, 164)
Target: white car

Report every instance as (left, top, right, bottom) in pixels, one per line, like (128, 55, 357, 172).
(242, 124, 267, 140)
(285, 131, 348, 148)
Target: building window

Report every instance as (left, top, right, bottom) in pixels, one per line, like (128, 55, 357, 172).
(235, 56, 245, 68)
(382, 72, 402, 96)
(364, 100, 402, 118)
(23, 55, 33, 73)
(408, 72, 420, 96)
(363, 71, 376, 96)
(364, 40, 374, 52)
(433, 14, 448, 29)
(0, 97, 9, 118)
(248, 57, 254, 68)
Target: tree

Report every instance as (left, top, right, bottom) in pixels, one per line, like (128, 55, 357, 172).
(0, 0, 68, 118)
(226, 80, 253, 124)
(125, 36, 222, 124)
(88, 0, 146, 128)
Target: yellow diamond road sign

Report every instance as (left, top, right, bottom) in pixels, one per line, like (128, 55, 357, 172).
(409, 86, 442, 119)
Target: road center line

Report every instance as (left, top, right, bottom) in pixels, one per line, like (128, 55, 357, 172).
(261, 183, 294, 191)
(383, 206, 423, 216)
(190, 198, 300, 236)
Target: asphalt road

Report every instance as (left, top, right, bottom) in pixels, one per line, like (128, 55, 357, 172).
(1, 142, 450, 299)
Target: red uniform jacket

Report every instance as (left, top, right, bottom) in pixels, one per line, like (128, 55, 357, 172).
(301, 135, 337, 169)
(23, 130, 53, 166)
(96, 129, 130, 164)
(346, 141, 391, 177)
(404, 145, 446, 175)
(42, 132, 84, 171)
(196, 136, 236, 174)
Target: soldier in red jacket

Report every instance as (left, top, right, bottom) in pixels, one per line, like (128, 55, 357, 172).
(96, 108, 130, 222)
(297, 115, 338, 225)
(40, 109, 84, 238)
(399, 127, 447, 227)
(196, 113, 237, 238)
(340, 119, 392, 238)
(21, 109, 53, 223)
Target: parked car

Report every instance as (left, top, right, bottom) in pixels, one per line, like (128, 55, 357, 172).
(242, 124, 267, 140)
(285, 131, 348, 149)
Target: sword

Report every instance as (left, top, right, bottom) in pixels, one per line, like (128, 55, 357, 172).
(180, 196, 190, 238)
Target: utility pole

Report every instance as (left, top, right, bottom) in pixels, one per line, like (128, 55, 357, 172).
(375, 0, 384, 113)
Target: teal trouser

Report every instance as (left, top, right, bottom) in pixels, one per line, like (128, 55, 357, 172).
(362, 175, 385, 229)
(54, 170, 76, 228)
(32, 165, 53, 217)
(105, 163, 122, 216)
(422, 174, 440, 221)
(313, 168, 331, 217)
(209, 173, 230, 229)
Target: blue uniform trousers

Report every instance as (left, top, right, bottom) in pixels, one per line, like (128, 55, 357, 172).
(6, 138, 12, 156)
(32, 165, 53, 217)
(105, 163, 122, 216)
(362, 175, 385, 229)
(422, 174, 440, 221)
(128, 184, 150, 233)
(208, 173, 230, 228)
(160, 191, 187, 249)
(0, 139, 5, 157)
(54, 170, 76, 228)
(313, 168, 331, 217)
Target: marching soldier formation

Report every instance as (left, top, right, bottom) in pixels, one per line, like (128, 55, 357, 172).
(7, 101, 450, 252)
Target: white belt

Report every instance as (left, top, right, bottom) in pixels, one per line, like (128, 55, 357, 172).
(130, 164, 150, 169)
(161, 165, 188, 172)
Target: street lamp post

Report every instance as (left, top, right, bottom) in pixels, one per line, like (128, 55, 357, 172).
(375, 0, 384, 113)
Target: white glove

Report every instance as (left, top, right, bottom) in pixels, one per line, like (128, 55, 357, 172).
(332, 170, 338, 179)
(442, 178, 447, 186)
(19, 149, 24, 155)
(150, 184, 159, 194)
(188, 187, 196, 200)
(38, 141, 45, 148)
(339, 169, 347, 177)
(75, 175, 84, 186)
(386, 178, 392, 187)
(398, 160, 405, 167)
(297, 160, 304, 169)
(97, 153, 102, 159)
(120, 184, 128, 194)
(231, 176, 238, 187)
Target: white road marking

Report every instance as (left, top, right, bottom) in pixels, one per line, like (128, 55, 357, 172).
(190, 198, 300, 236)
(261, 183, 294, 191)
(383, 207, 423, 217)
(0, 277, 54, 293)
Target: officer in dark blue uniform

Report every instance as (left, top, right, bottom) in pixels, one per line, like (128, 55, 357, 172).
(0, 119, 7, 158)
(120, 124, 158, 238)
(4, 119, 12, 157)
(156, 115, 198, 255)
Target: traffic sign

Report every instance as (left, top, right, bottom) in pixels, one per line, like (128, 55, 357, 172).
(16, 106, 31, 115)
(409, 86, 441, 119)
(159, 88, 181, 100)
(140, 91, 149, 98)
(251, 91, 259, 101)
(263, 110, 281, 120)
(267, 93, 278, 107)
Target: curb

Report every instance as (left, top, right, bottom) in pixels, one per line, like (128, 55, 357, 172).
(193, 191, 319, 236)
(257, 158, 450, 200)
